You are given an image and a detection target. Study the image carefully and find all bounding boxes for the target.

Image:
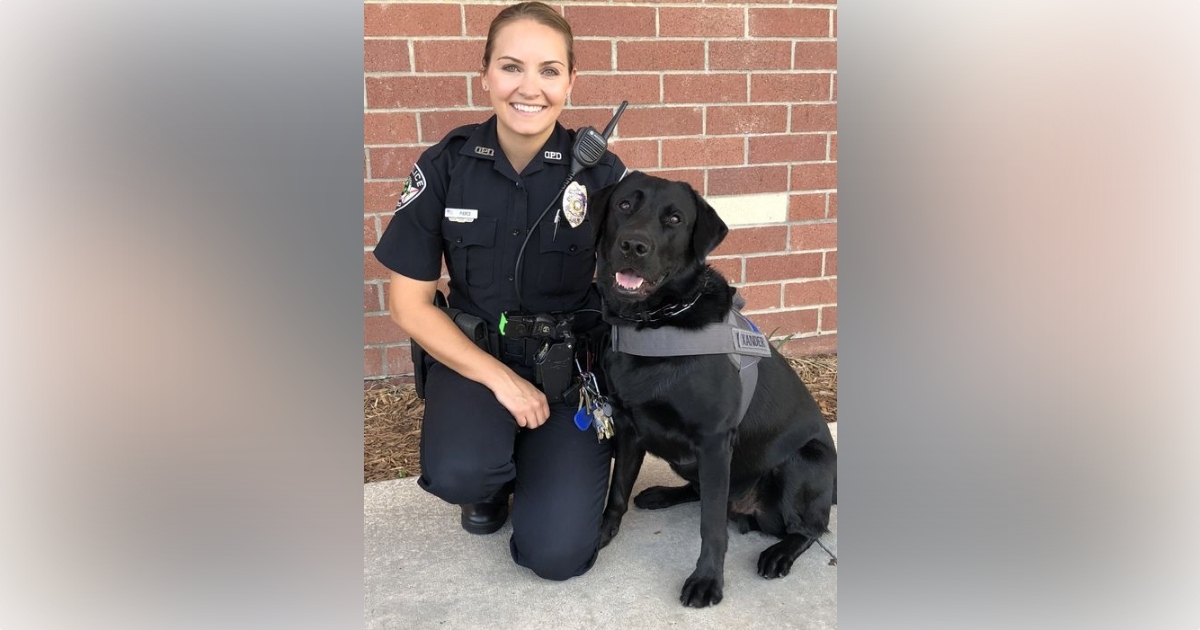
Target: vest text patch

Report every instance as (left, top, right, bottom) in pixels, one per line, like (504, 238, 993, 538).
(732, 329, 772, 357)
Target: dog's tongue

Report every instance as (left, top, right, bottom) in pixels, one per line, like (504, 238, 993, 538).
(616, 269, 644, 290)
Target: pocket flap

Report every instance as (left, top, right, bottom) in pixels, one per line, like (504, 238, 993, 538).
(443, 218, 497, 248)
(538, 220, 593, 255)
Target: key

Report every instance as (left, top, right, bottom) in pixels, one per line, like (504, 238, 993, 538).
(573, 381, 593, 431)
(593, 412, 608, 442)
(599, 415, 614, 441)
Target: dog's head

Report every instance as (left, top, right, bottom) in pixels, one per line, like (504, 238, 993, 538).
(590, 171, 729, 305)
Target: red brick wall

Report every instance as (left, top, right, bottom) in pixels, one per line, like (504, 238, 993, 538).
(364, 1, 837, 380)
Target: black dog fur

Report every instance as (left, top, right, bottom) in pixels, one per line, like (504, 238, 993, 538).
(591, 172, 837, 608)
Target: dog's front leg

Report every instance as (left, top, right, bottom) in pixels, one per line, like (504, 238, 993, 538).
(680, 430, 735, 607)
(599, 426, 645, 548)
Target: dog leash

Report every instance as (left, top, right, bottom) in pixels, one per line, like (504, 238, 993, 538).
(815, 538, 838, 566)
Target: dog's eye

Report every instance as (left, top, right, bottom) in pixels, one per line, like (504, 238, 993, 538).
(666, 214, 682, 225)
(618, 200, 631, 211)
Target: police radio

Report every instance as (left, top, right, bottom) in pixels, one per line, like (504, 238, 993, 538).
(569, 100, 628, 177)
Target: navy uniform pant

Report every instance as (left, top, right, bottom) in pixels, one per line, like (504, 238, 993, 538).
(417, 361, 612, 581)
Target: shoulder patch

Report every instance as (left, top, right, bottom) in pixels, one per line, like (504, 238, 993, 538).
(395, 164, 426, 211)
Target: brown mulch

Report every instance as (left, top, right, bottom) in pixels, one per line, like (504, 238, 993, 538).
(364, 354, 837, 484)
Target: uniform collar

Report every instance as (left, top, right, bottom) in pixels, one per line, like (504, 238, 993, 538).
(459, 115, 571, 179)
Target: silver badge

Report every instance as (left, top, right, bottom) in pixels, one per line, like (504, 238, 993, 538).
(562, 181, 587, 228)
(474, 146, 494, 157)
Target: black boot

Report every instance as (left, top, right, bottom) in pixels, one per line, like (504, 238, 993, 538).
(460, 500, 508, 535)
(460, 482, 513, 535)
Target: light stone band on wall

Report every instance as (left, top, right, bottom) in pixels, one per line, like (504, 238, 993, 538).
(706, 193, 790, 226)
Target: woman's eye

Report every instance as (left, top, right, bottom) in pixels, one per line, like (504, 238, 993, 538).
(502, 64, 519, 72)
(542, 68, 560, 76)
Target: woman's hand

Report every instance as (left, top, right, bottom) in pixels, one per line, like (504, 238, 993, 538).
(489, 368, 551, 429)
(388, 272, 551, 429)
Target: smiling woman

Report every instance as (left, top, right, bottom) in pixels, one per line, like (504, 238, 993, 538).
(370, 1, 630, 583)
(481, 17, 577, 172)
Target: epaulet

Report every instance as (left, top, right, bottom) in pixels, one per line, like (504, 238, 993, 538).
(425, 124, 479, 160)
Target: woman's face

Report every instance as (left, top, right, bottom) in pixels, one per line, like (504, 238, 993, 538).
(482, 19, 575, 146)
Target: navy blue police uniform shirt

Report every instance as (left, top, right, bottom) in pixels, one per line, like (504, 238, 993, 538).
(374, 115, 627, 327)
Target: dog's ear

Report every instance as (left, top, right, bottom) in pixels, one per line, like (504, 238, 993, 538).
(587, 178, 622, 249)
(688, 185, 729, 261)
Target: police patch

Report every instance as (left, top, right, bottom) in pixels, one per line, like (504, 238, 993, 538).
(395, 164, 426, 211)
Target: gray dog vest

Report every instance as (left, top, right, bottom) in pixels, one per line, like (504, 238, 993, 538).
(611, 294, 772, 423)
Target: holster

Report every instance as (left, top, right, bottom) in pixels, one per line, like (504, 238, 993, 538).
(411, 290, 493, 400)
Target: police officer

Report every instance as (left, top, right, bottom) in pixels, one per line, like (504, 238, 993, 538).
(373, 2, 628, 581)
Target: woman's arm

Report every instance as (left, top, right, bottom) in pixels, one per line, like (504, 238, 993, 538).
(388, 272, 550, 429)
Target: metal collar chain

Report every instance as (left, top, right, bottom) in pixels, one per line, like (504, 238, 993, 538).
(615, 277, 708, 324)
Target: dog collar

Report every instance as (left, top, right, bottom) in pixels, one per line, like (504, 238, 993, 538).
(614, 277, 708, 324)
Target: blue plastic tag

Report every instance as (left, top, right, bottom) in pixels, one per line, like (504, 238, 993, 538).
(573, 407, 593, 431)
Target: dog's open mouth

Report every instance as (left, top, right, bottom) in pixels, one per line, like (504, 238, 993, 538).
(612, 268, 662, 298)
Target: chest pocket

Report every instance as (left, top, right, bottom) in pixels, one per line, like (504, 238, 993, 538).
(443, 218, 498, 288)
(535, 219, 595, 298)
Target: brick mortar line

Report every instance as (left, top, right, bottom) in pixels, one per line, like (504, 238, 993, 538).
(712, 248, 835, 259)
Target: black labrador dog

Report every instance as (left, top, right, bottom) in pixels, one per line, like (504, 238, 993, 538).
(590, 172, 837, 608)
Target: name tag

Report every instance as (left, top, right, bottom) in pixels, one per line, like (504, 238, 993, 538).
(731, 329, 772, 357)
(445, 208, 478, 223)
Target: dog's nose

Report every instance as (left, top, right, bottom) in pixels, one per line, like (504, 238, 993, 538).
(620, 237, 651, 258)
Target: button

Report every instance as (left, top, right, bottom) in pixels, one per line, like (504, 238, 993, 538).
(455, 237, 464, 244)
(515, 182, 522, 189)
(511, 229, 520, 236)
(507, 275, 515, 282)
(568, 244, 578, 252)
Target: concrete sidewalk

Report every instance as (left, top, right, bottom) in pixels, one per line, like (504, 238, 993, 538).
(365, 424, 837, 629)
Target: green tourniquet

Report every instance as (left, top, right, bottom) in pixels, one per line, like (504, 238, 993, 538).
(499, 312, 508, 336)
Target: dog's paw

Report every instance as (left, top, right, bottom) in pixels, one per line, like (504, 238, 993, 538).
(680, 572, 724, 607)
(757, 543, 796, 579)
(599, 513, 622, 548)
(634, 485, 696, 510)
